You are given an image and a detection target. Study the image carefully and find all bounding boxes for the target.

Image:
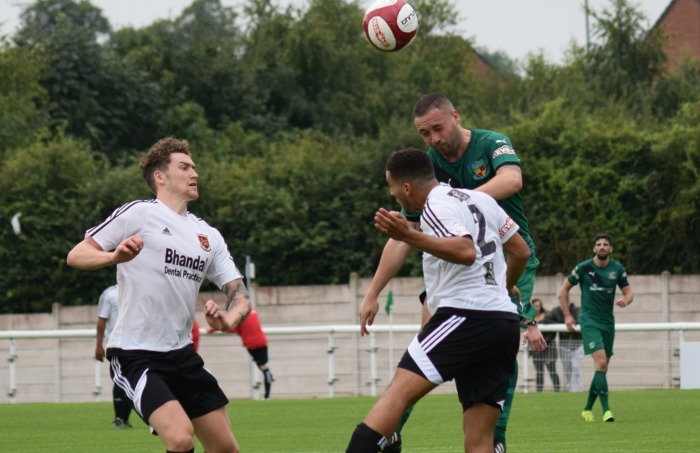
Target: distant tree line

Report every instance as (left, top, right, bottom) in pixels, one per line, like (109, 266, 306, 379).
(0, 0, 698, 313)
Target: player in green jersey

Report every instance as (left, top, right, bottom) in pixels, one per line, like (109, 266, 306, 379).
(359, 93, 545, 453)
(559, 233, 634, 423)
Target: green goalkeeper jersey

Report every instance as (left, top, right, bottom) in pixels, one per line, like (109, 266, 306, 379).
(567, 258, 630, 327)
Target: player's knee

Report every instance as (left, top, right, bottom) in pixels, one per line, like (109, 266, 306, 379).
(164, 433, 195, 452)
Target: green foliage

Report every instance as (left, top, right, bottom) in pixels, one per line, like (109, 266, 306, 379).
(1, 0, 699, 312)
(0, 135, 112, 312)
(0, 39, 49, 155)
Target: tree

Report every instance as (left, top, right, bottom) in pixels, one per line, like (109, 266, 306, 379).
(584, 0, 667, 108)
(0, 39, 49, 156)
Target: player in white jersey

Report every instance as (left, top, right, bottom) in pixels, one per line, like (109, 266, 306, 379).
(68, 137, 250, 453)
(346, 149, 534, 453)
(95, 283, 134, 429)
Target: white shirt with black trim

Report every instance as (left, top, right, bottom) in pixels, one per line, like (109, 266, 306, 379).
(87, 200, 242, 352)
(421, 184, 519, 316)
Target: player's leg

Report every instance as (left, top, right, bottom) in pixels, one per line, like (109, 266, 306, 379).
(494, 250, 537, 450)
(463, 403, 501, 453)
(149, 401, 197, 452)
(597, 328, 615, 420)
(581, 327, 607, 421)
(192, 407, 238, 453)
(346, 368, 435, 453)
(113, 382, 133, 427)
(249, 347, 273, 399)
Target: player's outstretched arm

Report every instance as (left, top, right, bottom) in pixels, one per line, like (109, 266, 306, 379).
(359, 238, 412, 336)
(67, 235, 144, 270)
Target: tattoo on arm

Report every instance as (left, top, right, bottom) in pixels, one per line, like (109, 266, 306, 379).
(223, 280, 251, 321)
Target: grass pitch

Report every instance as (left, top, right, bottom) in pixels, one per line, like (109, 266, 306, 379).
(1, 389, 698, 452)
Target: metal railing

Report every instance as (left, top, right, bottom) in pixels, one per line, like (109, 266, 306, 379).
(1, 323, 699, 403)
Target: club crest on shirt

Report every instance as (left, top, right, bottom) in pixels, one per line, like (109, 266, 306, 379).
(608, 272, 617, 279)
(471, 160, 488, 180)
(197, 234, 211, 251)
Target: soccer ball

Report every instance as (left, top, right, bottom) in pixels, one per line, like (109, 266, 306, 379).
(362, 0, 418, 52)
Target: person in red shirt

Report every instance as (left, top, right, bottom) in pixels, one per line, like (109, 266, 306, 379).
(208, 307, 273, 399)
(190, 320, 201, 351)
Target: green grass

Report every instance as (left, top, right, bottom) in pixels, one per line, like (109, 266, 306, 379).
(2, 389, 699, 452)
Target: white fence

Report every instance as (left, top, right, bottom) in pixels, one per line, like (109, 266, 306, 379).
(1, 322, 700, 404)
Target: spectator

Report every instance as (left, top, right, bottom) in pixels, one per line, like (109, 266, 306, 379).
(530, 298, 560, 392)
(546, 302, 583, 392)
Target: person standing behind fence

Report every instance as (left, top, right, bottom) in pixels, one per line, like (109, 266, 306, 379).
(68, 136, 251, 453)
(559, 233, 634, 423)
(530, 298, 560, 392)
(95, 283, 134, 429)
(208, 306, 274, 399)
(545, 301, 583, 392)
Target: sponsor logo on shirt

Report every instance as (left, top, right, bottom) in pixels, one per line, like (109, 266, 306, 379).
(471, 160, 488, 180)
(499, 217, 516, 236)
(491, 145, 515, 159)
(164, 248, 208, 282)
(162, 227, 172, 236)
(447, 189, 470, 202)
(198, 234, 211, 251)
(588, 283, 613, 293)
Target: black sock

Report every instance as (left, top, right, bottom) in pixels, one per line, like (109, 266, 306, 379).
(346, 422, 387, 453)
(113, 385, 133, 422)
(263, 369, 273, 399)
(166, 449, 194, 453)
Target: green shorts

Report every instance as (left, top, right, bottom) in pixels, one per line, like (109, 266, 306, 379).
(582, 325, 615, 357)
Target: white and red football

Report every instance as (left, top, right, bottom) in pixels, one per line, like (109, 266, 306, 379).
(362, 0, 418, 52)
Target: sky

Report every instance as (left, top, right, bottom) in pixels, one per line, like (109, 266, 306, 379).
(0, 0, 673, 64)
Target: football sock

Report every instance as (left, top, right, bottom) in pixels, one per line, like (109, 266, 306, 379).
(263, 368, 273, 399)
(346, 422, 387, 453)
(494, 359, 518, 444)
(594, 370, 610, 412)
(166, 449, 194, 453)
(395, 404, 414, 434)
(584, 375, 598, 411)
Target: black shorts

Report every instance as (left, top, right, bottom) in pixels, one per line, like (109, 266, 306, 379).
(398, 307, 520, 411)
(248, 347, 269, 368)
(107, 344, 229, 424)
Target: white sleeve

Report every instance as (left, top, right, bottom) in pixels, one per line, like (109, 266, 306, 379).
(205, 227, 243, 288)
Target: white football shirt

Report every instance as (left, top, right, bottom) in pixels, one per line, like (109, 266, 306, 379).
(87, 200, 242, 352)
(420, 184, 519, 316)
(96, 284, 119, 343)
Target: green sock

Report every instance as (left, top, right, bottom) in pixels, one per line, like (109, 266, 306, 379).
(595, 370, 610, 412)
(494, 359, 518, 444)
(584, 375, 598, 411)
